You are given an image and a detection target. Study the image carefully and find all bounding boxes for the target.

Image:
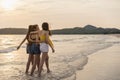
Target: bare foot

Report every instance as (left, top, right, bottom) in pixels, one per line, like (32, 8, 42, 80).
(25, 71, 28, 74)
(38, 74, 41, 77)
(47, 69, 51, 73)
(30, 73, 33, 76)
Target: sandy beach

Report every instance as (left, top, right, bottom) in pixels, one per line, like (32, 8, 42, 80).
(76, 44, 120, 80)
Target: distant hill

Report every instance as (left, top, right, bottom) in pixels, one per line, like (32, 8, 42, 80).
(52, 25, 120, 34)
(0, 25, 120, 34)
(0, 28, 27, 34)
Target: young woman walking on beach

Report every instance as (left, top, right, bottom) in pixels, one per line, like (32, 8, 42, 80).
(29, 25, 41, 76)
(17, 25, 41, 74)
(38, 22, 55, 76)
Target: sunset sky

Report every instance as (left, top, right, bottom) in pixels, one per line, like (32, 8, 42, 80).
(0, 0, 120, 29)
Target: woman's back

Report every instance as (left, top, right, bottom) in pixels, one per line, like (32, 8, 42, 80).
(28, 31, 40, 43)
(40, 30, 48, 42)
(40, 30, 54, 47)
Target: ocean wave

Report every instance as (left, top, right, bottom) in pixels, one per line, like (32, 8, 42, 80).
(0, 46, 26, 53)
(32, 43, 114, 80)
(53, 37, 87, 42)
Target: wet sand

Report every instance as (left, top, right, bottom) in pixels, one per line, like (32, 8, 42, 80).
(76, 44, 120, 80)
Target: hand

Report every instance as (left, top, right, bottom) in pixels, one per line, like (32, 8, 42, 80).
(52, 48, 55, 53)
(17, 46, 20, 50)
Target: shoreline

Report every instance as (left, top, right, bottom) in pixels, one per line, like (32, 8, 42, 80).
(0, 48, 88, 80)
(76, 44, 120, 80)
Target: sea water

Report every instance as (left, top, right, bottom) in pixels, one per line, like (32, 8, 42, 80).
(0, 34, 120, 80)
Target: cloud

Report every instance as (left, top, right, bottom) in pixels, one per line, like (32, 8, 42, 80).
(13, 0, 55, 12)
(33, 0, 55, 4)
(12, 0, 93, 14)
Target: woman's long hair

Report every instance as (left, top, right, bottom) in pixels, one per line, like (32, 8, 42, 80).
(32, 24, 39, 31)
(42, 22, 52, 36)
(26, 25, 33, 39)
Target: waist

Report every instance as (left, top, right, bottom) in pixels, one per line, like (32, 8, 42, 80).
(40, 41, 47, 43)
(40, 42, 48, 44)
(40, 39, 46, 42)
(27, 42, 39, 45)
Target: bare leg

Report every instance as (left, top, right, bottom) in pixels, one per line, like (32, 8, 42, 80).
(25, 54, 33, 74)
(38, 53, 47, 76)
(45, 54, 50, 73)
(31, 56, 34, 65)
(37, 54, 40, 72)
(30, 54, 40, 76)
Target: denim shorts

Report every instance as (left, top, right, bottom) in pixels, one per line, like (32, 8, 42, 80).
(26, 43, 41, 54)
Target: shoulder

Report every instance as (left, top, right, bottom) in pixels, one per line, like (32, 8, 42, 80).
(42, 30, 49, 34)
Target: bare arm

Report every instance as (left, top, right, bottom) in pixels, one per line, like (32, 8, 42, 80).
(17, 36, 27, 50)
(45, 32, 55, 53)
(29, 31, 40, 43)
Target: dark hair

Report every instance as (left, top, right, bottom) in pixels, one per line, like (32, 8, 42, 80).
(26, 24, 38, 39)
(42, 22, 52, 36)
(32, 24, 38, 31)
(26, 25, 33, 39)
